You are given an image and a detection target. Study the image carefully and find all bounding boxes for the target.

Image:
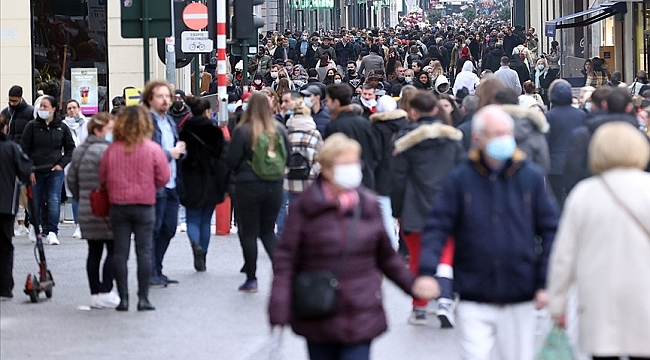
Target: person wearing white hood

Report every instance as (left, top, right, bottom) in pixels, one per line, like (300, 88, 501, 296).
(434, 75, 452, 95)
(63, 99, 88, 239)
(453, 62, 480, 96)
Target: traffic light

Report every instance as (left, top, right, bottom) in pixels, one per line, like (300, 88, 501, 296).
(232, 0, 265, 40)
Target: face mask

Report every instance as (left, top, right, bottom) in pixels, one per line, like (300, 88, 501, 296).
(242, 103, 249, 111)
(227, 104, 237, 113)
(571, 104, 580, 109)
(286, 66, 293, 72)
(303, 97, 314, 108)
(270, 72, 278, 79)
(38, 110, 51, 119)
(405, 76, 413, 83)
(285, 109, 294, 117)
(584, 103, 592, 112)
(360, 98, 377, 108)
(172, 101, 184, 111)
(332, 163, 363, 190)
(254, 79, 262, 85)
(104, 133, 113, 143)
(347, 69, 355, 75)
(485, 135, 517, 161)
(334, 79, 342, 84)
(537, 65, 545, 70)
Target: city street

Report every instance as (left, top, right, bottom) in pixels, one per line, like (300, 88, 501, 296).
(1, 223, 463, 360)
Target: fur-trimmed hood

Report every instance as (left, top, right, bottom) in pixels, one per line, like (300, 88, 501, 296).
(394, 122, 463, 154)
(370, 109, 407, 123)
(501, 104, 549, 133)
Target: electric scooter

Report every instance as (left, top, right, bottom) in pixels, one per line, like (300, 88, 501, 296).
(23, 185, 55, 303)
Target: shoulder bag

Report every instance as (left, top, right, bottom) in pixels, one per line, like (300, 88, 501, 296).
(599, 177, 650, 240)
(291, 199, 362, 320)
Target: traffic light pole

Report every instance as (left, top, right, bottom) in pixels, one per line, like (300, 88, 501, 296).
(165, 0, 176, 86)
(193, 56, 200, 96)
(142, 0, 151, 83)
(242, 41, 249, 87)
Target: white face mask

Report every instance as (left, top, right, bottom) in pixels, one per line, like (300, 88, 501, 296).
(64, 117, 79, 130)
(303, 97, 314, 108)
(270, 72, 278, 79)
(360, 98, 377, 108)
(254, 79, 262, 85)
(38, 110, 51, 119)
(405, 76, 413, 83)
(332, 163, 363, 190)
(334, 79, 342, 84)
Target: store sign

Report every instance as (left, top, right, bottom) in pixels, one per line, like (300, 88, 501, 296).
(71, 68, 99, 115)
(291, 0, 334, 8)
(87, 0, 107, 32)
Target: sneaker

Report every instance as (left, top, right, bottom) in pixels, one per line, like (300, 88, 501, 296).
(149, 276, 167, 288)
(28, 225, 37, 243)
(72, 226, 82, 239)
(191, 242, 206, 272)
(90, 294, 105, 309)
(161, 274, 179, 286)
(426, 301, 437, 315)
(0, 292, 13, 301)
(238, 279, 258, 293)
(46, 232, 60, 245)
(437, 299, 455, 329)
(97, 292, 120, 308)
(14, 224, 27, 237)
(178, 223, 187, 233)
(408, 308, 428, 326)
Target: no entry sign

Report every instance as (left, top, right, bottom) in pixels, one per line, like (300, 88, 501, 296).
(182, 2, 209, 31)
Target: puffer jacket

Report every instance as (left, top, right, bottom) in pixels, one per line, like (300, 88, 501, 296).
(66, 135, 112, 240)
(1, 100, 34, 143)
(370, 109, 407, 196)
(501, 104, 551, 174)
(20, 116, 76, 172)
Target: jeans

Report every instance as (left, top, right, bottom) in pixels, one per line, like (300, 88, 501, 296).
(110, 204, 155, 298)
(72, 198, 79, 223)
(186, 204, 215, 254)
(87, 240, 114, 294)
(234, 180, 283, 281)
(32, 170, 65, 235)
(377, 196, 398, 250)
(0, 214, 14, 297)
(275, 191, 300, 239)
(178, 205, 186, 224)
(307, 341, 371, 360)
(152, 187, 179, 278)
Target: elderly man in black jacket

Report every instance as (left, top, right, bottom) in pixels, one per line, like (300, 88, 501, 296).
(1, 85, 34, 144)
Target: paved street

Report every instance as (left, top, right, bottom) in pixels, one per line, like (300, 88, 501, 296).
(1, 223, 463, 360)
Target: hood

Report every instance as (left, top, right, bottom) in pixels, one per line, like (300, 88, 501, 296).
(286, 114, 316, 132)
(501, 104, 549, 134)
(443, 40, 455, 50)
(550, 82, 572, 106)
(435, 75, 449, 89)
(468, 148, 528, 178)
(462, 61, 474, 72)
(370, 109, 407, 123)
(394, 122, 463, 154)
(490, 48, 504, 57)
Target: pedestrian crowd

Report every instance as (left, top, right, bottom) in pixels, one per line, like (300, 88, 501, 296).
(1, 18, 650, 360)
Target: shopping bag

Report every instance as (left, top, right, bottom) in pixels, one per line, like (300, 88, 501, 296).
(536, 325, 575, 360)
(240, 330, 282, 360)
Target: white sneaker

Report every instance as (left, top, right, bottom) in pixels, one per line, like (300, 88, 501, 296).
(408, 307, 428, 326)
(46, 232, 60, 245)
(97, 292, 120, 308)
(72, 226, 82, 239)
(14, 224, 27, 237)
(437, 298, 455, 329)
(28, 225, 37, 243)
(90, 294, 104, 309)
(178, 223, 187, 233)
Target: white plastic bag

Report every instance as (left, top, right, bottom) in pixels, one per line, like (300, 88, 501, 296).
(240, 329, 283, 360)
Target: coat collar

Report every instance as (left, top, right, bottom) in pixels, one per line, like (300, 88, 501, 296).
(369, 109, 407, 123)
(467, 148, 528, 178)
(500, 104, 549, 133)
(393, 122, 463, 154)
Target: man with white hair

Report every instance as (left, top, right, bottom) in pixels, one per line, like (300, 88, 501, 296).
(413, 105, 560, 360)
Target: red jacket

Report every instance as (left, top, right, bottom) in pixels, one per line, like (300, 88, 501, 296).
(268, 178, 415, 344)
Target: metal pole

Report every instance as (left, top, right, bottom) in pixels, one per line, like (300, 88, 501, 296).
(165, 0, 177, 86)
(217, 0, 228, 125)
(193, 56, 200, 96)
(143, 0, 151, 83)
(242, 41, 250, 86)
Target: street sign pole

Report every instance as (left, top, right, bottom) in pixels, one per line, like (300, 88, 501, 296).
(242, 41, 249, 87)
(142, 0, 150, 83)
(165, 0, 176, 86)
(193, 56, 200, 96)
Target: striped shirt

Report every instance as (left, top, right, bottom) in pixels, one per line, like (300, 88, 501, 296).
(283, 129, 323, 194)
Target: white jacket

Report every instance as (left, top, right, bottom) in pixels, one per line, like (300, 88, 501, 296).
(453, 62, 480, 96)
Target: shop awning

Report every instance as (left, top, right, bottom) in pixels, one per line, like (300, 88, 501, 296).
(545, 1, 627, 37)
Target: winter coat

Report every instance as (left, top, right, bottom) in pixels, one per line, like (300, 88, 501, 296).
(20, 116, 75, 172)
(311, 106, 331, 136)
(316, 45, 337, 63)
(369, 109, 407, 196)
(419, 148, 559, 304)
(152, 112, 185, 197)
(358, 52, 385, 77)
(545, 83, 587, 175)
(0, 132, 32, 216)
(495, 66, 523, 94)
(391, 118, 465, 232)
(179, 116, 227, 208)
(501, 104, 551, 174)
(248, 54, 273, 77)
(273, 45, 298, 62)
(324, 106, 381, 190)
(66, 135, 113, 240)
(548, 169, 650, 357)
(484, 47, 504, 73)
(510, 55, 531, 87)
(453, 62, 479, 95)
(335, 41, 356, 67)
(268, 179, 416, 343)
(1, 100, 34, 143)
(284, 114, 323, 194)
(168, 106, 192, 128)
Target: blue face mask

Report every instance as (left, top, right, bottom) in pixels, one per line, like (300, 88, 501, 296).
(486, 135, 516, 161)
(285, 109, 294, 117)
(584, 102, 592, 112)
(104, 133, 113, 143)
(227, 104, 237, 113)
(242, 103, 249, 111)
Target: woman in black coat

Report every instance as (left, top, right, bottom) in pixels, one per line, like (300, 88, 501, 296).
(179, 97, 226, 272)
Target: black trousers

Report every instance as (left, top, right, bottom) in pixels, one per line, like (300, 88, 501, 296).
(234, 180, 283, 281)
(0, 214, 14, 297)
(548, 174, 566, 211)
(87, 240, 115, 295)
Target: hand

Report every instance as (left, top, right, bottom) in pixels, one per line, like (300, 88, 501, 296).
(52, 165, 63, 171)
(176, 141, 186, 152)
(169, 147, 183, 160)
(30, 172, 36, 186)
(535, 289, 548, 310)
(411, 276, 440, 300)
(553, 314, 567, 328)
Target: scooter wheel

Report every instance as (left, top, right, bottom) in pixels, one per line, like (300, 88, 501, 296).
(27, 289, 39, 303)
(45, 289, 52, 298)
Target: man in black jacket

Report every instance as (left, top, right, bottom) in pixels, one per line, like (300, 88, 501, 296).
(273, 36, 298, 63)
(323, 84, 380, 190)
(1, 86, 34, 144)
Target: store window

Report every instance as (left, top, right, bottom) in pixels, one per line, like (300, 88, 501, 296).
(32, 0, 108, 113)
(634, 2, 650, 72)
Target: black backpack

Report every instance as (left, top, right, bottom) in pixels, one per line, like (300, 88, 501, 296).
(286, 150, 311, 180)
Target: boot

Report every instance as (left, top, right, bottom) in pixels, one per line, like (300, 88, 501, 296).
(203, 253, 207, 271)
(116, 293, 129, 311)
(191, 242, 206, 272)
(137, 296, 155, 311)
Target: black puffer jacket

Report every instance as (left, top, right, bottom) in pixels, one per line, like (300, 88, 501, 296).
(1, 100, 34, 143)
(0, 132, 32, 215)
(370, 109, 407, 196)
(21, 116, 75, 172)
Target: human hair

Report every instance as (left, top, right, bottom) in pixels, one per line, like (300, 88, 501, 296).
(606, 88, 633, 113)
(361, 83, 376, 91)
(87, 112, 113, 135)
(523, 81, 537, 95)
(259, 88, 281, 113)
(409, 91, 438, 114)
(399, 85, 419, 117)
(185, 96, 211, 116)
(547, 79, 571, 100)
(472, 105, 515, 137)
(476, 74, 506, 109)
(347, 60, 356, 67)
(590, 86, 612, 110)
(316, 133, 361, 170)
(0, 112, 7, 131)
(500, 56, 510, 65)
(307, 69, 319, 78)
(431, 61, 444, 78)
(437, 93, 460, 126)
(113, 105, 154, 152)
(8, 85, 23, 97)
(238, 92, 277, 151)
(326, 84, 353, 106)
(40, 95, 59, 111)
(462, 95, 479, 113)
(275, 78, 292, 96)
(65, 99, 80, 110)
(292, 98, 311, 116)
(141, 80, 173, 108)
(493, 88, 520, 105)
(589, 122, 650, 174)
(412, 60, 423, 69)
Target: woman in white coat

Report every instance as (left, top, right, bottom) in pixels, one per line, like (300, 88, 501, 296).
(547, 122, 650, 360)
(453, 61, 480, 96)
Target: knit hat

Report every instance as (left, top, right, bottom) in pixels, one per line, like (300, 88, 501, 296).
(376, 95, 397, 113)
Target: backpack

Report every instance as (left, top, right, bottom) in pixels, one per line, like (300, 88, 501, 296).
(286, 149, 311, 180)
(247, 131, 287, 181)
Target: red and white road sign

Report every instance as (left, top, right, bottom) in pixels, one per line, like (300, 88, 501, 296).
(182, 2, 209, 31)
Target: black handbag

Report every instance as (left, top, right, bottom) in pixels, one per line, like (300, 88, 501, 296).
(291, 201, 362, 320)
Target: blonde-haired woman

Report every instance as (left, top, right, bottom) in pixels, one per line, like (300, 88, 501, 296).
(547, 122, 650, 360)
(99, 106, 170, 311)
(225, 92, 291, 292)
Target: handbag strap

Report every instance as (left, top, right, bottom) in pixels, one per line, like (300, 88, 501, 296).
(599, 177, 650, 240)
(334, 198, 362, 279)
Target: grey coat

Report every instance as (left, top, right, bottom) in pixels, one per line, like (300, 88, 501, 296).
(502, 104, 551, 174)
(66, 135, 113, 240)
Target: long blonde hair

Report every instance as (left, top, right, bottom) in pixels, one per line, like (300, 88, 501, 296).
(238, 92, 277, 151)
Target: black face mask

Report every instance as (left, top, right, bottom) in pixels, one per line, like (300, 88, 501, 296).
(172, 101, 184, 111)
(348, 69, 355, 75)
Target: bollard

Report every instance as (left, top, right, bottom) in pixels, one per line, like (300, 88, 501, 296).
(215, 124, 231, 235)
